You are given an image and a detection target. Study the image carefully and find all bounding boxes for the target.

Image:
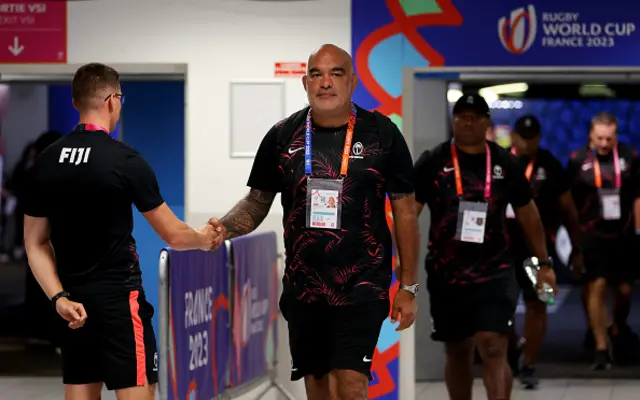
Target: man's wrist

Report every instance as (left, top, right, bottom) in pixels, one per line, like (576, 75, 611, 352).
(195, 229, 207, 248)
(221, 222, 236, 239)
(537, 256, 554, 268)
(399, 283, 419, 296)
(51, 290, 70, 309)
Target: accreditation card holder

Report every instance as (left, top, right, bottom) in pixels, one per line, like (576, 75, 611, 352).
(593, 146, 621, 221)
(303, 103, 356, 230)
(456, 201, 488, 244)
(598, 188, 621, 220)
(306, 177, 343, 229)
(451, 141, 492, 244)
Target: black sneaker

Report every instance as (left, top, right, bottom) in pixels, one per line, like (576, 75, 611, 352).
(519, 365, 539, 389)
(591, 349, 612, 370)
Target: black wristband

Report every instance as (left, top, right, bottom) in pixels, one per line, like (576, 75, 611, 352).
(538, 257, 554, 268)
(51, 291, 70, 308)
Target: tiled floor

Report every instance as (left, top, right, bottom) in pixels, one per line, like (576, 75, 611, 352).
(1, 377, 639, 399)
(0, 377, 158, 399)
(417, 379, 640, 400)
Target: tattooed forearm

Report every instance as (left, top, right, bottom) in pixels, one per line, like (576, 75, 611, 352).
(389, 192, 411, 200)
(220, 189, 276, 238)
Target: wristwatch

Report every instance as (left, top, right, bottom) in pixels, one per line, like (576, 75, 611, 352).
(399, 284, 419, 296)
(51, 291, 70, 309)
(538, 257, 554, 268)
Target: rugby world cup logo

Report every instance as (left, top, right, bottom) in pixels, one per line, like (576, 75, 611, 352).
(498, 5, 537, 54)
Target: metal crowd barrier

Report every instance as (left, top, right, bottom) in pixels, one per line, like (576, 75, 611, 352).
(158, 231, 295, 400)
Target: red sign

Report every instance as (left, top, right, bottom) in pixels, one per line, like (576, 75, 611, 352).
(275, 62, 306, 77)
(0, 1, 67, 63)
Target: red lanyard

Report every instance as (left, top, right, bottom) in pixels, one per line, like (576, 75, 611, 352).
(511, 147, 535, 181)
(77, 124, 109, 134)
(450, 142, 492, 199)
(339, 110, 357, 176)
(592, 146, 621, 188)
(304, 104, 357, 176)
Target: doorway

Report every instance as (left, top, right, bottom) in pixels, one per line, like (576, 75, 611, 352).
(404, 67, 640, 381)
(0, 64, 186, 379)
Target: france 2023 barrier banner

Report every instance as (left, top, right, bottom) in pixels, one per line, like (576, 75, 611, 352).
(230, 232, 279, 387)
(167, 248, 230, 400)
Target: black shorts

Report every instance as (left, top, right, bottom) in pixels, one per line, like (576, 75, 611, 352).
(280, 298, 389, 381)
(583, 238, 635, 284)
(428, 274, 518, 343)
(60, 289, 158, 390)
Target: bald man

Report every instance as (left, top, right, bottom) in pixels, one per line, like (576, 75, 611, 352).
(215, 44, 419, 399)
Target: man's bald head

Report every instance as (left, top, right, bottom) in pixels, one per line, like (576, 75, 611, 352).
(307, 44, 353, 74)
(303, 44, 357, 118)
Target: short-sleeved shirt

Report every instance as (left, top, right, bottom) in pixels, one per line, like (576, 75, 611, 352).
(566, 142, 640, 246)
(507, 148, 570, 256)
(23, 127, 164, 293)
(247, 105, 414, 306)
(414, 140, 532, 286)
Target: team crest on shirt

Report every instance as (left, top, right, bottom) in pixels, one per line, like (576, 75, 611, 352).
(492, 165, 504, 179)
(620, 158, 627, 171)
(350, 142, 364, 159)
(535, 167, 546, 180)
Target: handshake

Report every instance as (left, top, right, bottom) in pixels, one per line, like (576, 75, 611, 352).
(197, 218, 227, 251)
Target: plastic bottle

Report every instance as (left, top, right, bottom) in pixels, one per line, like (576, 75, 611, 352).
(523, 257, 555, 305)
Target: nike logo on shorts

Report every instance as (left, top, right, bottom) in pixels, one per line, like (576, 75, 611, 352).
(363, 356, 372, 362)
(443, 166, 454, 172)
(288, 147, 303, 154)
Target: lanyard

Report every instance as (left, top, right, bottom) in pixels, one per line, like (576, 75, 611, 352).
(510, 147, 535, 180)
(592, 146, 621, 188)
(75, 124, 109, 134)
(304, 104, 357, 176)
(450, 141, 492, 199)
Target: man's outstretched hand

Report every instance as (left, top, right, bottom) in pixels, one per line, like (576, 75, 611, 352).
(208, 218, 227, 249)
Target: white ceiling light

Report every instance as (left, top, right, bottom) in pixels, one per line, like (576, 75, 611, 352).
(480, 82, 529, 94)
(479, 82, 528, 103)
(480, 90, 499, 103)
(447, 89, 463, 103)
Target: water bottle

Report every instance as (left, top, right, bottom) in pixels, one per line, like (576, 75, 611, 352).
(523, 257, 555, 305)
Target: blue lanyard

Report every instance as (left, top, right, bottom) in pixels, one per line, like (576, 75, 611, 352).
(304, 104, 358, 176)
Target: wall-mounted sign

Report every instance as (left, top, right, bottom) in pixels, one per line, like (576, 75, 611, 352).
(275, 62, 306, 77)
(0, 0, 67, 63)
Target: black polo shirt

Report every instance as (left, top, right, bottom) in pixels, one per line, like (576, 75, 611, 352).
(414, 140, 532, 285)
(247, 106, 414, 306)
(23, 127, 164, 292)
